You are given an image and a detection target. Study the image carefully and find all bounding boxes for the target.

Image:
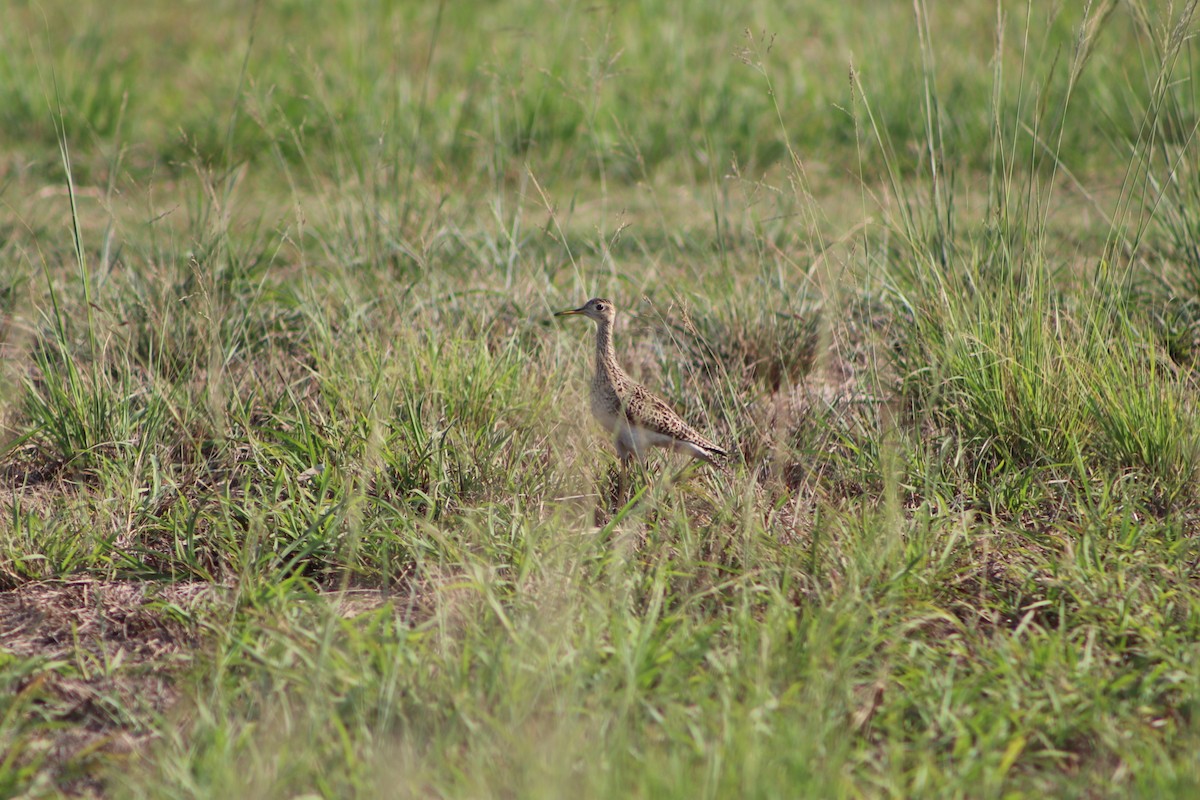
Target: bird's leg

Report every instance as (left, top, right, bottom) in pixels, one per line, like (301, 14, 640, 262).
(614, 439, 633, 511)
(595, 466, 617, 526)
(595, 458, 627, 526)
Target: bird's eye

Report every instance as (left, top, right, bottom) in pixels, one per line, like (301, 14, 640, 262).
(595, 303, 605, 311)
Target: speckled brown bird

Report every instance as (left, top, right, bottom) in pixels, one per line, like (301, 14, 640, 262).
(555, 297, 727, 469)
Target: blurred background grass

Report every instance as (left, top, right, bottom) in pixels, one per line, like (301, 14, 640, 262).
(1, 0, 1180, 185)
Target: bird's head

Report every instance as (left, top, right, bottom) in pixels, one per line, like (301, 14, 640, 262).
(554, 297, 617, 324)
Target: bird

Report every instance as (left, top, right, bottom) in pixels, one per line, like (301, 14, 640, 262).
(554, 298, 728, 484)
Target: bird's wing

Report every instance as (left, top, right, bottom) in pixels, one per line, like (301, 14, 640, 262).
(625, 385, 726, 456)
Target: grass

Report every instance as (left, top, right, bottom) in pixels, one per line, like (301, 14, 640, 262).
(4, 0, 1200, 796)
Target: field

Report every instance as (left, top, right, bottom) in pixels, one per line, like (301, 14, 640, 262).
(4, 0, 1200, 796)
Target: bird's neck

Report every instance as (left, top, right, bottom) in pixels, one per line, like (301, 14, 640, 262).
(593, 319, 622, 378)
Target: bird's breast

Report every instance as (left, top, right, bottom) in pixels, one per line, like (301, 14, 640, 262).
(590, 397, 620, 433)
(589, 380, 623, 432)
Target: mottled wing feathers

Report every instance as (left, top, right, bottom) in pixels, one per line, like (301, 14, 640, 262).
(624, 384, 727, 460)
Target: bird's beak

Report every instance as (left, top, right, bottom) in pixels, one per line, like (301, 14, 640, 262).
(554, 306, 586, 317)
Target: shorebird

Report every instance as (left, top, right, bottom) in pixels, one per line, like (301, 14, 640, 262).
(555, 298, 728, 482)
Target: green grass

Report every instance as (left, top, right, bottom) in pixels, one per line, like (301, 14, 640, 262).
(4, 0, 1200, 796)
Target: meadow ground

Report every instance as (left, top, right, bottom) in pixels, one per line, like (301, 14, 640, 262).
(4, 0, 1200, 797)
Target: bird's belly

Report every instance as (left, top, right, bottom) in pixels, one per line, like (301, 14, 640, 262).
(618, 423, 674, 455)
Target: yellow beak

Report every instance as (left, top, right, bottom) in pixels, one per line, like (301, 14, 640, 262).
(554, 307, 585, 317)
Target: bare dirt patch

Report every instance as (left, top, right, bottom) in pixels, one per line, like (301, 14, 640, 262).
(0, 576, 423, 796)
(0, 578, 223, 797)
(1, 577, 221, 660)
